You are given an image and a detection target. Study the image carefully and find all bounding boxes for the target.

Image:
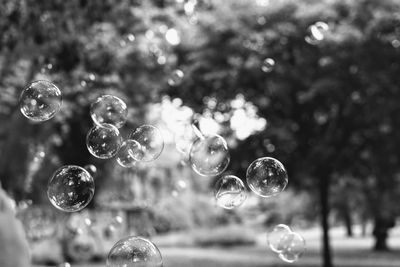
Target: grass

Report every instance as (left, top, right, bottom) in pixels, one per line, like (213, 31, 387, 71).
(34, 225, 400, 267)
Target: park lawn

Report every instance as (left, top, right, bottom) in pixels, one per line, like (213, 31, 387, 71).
(35, 225, 400, 267)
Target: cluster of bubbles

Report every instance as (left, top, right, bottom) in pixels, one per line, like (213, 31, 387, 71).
(183, 120, 295, 263)
(17, 18, 324, 263)
(87, 94, 164, 165)
(267, 224, 306, 263)
(211, 156, 288, 210)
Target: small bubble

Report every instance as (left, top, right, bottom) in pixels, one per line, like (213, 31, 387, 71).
(168, 69, 184, 86)
(214, 175, 247, 209)
(261, 58, 275, 73)
(305, 21, 329, 45)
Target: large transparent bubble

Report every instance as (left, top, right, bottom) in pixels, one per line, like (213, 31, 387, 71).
(267, 224, 292, 253)
(278, 231, 306, 263)
(90, 95, 128, 128)
(189, 134, 230, 176)
(116, 140, 144, 167)
(246, 157, 288, 197)
(214, 175, 247, 209)
(128, 125, 164, 162)
(107, 236, 163, 267)
(47, 165, 95, 212)
(86, 124, 122, 159)
(19, 80, 62, 122)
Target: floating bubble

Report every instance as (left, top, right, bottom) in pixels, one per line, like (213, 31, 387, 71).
(19, 80, 62, 122)
(305, 21, 329, 45)
(128, 125, 164, 162)
(84, 164, 97, 177)
(47, 165, 95, 212)
(267, 224, 292, 253)
(90, 95, 128, 128)
(107, 236, 163, 267)
(168, 69, 184, 86)
(261, 58, 275, 73)
(59, 262, 71, 267)
(116, 140, 144, 167)
(246, 157, 288, 197)
(86, 124, 122, 159)
(278, 231, 306, 263)
(214, 175, 247, 209)
(189, 134, 230, 176)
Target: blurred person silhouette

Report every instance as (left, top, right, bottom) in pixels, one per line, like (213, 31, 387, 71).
(0, 186, 30, 267)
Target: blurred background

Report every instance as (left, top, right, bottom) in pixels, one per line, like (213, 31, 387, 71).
(1, 0, 400, 266)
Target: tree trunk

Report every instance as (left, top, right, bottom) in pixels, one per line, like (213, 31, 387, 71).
(343, 207, 353, 237)
(372, 217, 393, 251)
(320, 175, 333, 267)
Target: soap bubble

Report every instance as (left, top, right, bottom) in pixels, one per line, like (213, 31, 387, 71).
(305, 21, 329, 45)
(278, 231, 306, 263)
(168, 69, 184, 86)
(86, 124, 122, 159)
(47, 165, 95, 212)
(19, 80, 62, 122)
(107, 236, 163, 267)
(84, 164, 97, 177)
(129, 125, 164, 162)
(116, 140, 144, 167)
(261, 58, 275, 73)
(189, 134, 230, 176)
(90, 95, 128, 128)
(267, 224, 292, 253)
(246, 157, 288, 197)
(214, 175, 247, 209)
